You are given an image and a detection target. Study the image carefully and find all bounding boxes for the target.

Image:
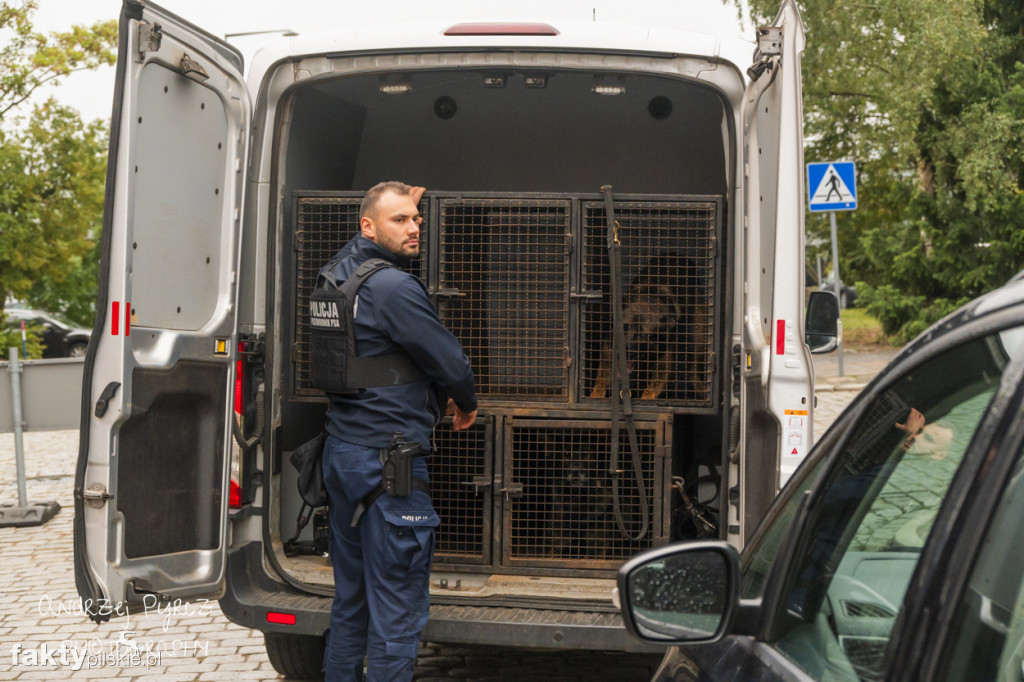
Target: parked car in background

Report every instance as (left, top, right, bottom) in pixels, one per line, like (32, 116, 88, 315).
(617, 272, 1024, 681)
(3, 307, 91, 358)
(805, 263, 857, 309)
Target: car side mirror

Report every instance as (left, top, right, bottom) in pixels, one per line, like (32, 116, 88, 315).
(805, 290, 841, 354)
(616, 541, 740, 645)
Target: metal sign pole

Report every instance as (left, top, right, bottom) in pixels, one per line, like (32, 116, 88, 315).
(1, 347, 61, 527)
(9, 347, 28, 506)
(829, 211, 844, 376)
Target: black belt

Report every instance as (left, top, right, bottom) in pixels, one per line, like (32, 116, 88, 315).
(350, 477, 430, 527)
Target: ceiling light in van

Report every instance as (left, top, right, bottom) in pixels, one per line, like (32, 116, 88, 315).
(592, 77, 626, 96)
(444, 23, 559, 36)
(524, 76, 547, 89)
(379, 79, 412, 95)
(482, 76, 506, 88)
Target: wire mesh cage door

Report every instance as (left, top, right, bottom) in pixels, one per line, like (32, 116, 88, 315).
(428, 416, 494, 565)
(580, 199, 719, 408)
(436, 197, 572, 402)
(501, 417, 670, 572)
(292, 193, 426, 396)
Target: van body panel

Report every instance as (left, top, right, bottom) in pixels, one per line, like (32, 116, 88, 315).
(74, 0, 250, 608)
(733, 0, 810, 546)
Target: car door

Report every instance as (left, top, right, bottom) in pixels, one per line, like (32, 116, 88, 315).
(73, 0, 250, 615)
(734, 0, 813, 548)
(707, 315, 1024, 680)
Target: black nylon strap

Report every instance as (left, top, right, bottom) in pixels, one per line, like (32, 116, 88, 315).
(602, 185, 650, 542)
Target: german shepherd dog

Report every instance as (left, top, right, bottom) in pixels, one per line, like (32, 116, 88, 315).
(547, 445, 614, 558)
(590, 256, 705, 401)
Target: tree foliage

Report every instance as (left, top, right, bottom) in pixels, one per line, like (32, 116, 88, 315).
(740, 0, 1024, 342)
(0, 0, 117, 119)
(0, 1, 115, 330)
(0, 102, 108, 324)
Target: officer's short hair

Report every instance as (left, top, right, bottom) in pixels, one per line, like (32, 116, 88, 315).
(360, 181, 412, 221)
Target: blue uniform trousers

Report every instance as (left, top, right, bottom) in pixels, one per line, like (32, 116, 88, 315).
(321, 436, 437, 682)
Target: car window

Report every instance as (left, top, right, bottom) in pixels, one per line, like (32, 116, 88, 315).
(741, 452, 830, 599)
(769, 329, 1018, 681)
(935, 439, 1024, 681)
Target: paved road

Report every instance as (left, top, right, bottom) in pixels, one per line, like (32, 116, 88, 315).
(0, 349, 894, 680)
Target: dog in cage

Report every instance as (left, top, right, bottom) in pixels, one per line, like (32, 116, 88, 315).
(591, 255, 707, 401)
(547, 445, 615, 559)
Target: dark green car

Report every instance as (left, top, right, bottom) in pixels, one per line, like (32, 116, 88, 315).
(618, 273, 1024, 681)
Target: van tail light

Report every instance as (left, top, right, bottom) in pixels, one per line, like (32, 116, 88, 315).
(229, 343, 245, 509)
(266, 611, 296, 625)
(444, 22, 559, 36)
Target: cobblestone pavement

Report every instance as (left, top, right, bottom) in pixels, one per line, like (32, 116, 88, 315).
(0, 351, 891, 680)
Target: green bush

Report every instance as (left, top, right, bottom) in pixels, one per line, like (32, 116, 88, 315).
(0, 316, 45, 360)
(856, 281, 967, 346)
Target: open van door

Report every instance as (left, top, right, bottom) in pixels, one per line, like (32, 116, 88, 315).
(733, 0, 810, 545)
(73, 0, 250, 616)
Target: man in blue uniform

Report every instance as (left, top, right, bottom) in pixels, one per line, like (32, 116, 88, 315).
(319, 181, 477, 681)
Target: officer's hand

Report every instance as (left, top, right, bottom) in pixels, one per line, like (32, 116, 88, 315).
(410, 185, 426, 205)
(447, 398, 477, 431)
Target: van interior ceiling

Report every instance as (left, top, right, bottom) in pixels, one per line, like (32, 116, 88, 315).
(281, 69, 728, 195)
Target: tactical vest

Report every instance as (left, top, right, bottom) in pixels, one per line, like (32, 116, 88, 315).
(309, 257, 426, 395)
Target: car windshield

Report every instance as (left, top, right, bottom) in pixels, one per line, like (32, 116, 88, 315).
(769, 325, 1022, 680)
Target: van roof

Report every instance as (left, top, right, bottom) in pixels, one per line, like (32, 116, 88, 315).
(246, 20, 755, 90)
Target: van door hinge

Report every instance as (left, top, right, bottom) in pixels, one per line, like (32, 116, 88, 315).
(241, 333, 265, 364)
(748, 26, 782, 80)
(137, 23, 162, 61)
(76, 483, 114, 508)
(755, 27, 783, 56)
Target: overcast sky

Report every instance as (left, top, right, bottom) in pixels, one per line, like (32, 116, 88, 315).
(29, 0, 751, 123)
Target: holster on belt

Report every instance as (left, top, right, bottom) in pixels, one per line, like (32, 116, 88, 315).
(351, 432, 430, 527)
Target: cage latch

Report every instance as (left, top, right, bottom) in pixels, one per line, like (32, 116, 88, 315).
(569, 289, 603, 302)
(500, 482, 524, 502)
(434, 287, 466, 299)
(460, 477, 492, 497)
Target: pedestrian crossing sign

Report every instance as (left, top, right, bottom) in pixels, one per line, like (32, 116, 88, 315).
(807, 161, 857, 212)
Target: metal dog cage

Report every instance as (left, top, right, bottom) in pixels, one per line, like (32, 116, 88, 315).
(292, 192, 720, 407)
(429, 414, 671, 572)
(290, 191, 720, 573)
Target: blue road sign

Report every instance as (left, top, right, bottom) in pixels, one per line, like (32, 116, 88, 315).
(808, 161, 857, 212)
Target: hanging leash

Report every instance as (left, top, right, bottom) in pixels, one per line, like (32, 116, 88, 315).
(602, 184, 650, 542)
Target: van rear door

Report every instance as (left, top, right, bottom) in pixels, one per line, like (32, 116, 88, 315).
(73, 0, 250, 613)
(735, 0, 811, 544)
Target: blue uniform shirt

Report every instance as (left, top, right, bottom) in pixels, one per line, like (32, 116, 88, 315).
(321, 234, 477, 449)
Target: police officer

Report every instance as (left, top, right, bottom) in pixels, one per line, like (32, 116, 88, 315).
(319, 181, 477, 681)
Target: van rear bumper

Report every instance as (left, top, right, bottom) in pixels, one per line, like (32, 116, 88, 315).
(220, 542, 659, 652)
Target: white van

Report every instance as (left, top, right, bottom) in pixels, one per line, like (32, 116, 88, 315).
(73, 0, 833, 676)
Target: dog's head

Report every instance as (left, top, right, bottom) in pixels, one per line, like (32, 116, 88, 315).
(623, 284, 682, 356)
(560, 449, 599, 489)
